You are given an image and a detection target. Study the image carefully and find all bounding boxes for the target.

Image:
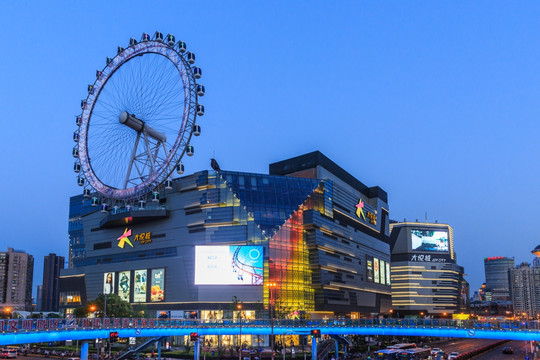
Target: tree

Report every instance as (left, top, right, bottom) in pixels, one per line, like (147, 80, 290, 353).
(73, 294, 142, 318)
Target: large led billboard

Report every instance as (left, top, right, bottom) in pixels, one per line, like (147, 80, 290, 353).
(103, 272, 115, 295)
(411, 229, 449, 252)
(151, 269, 165, 302)
(134, 269, 147, 302)
(118, 271, 130, 301)
(195, 246, 263, 285)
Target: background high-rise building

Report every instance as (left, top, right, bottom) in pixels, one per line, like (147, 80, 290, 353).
(509, 262, 540, 318)
(40, 254, 65, 312)
(389, 221, 467, 315)
(484, 256, 514, 301)
(0, 248, 34, 311)
(36, 285, 43, 312)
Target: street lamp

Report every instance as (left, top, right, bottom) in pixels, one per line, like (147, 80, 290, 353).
(4, 307, 12, 319)
(237, 303, 243, 360)
(266, 282, 277, 356)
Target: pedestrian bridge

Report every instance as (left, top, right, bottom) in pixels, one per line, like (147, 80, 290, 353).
(0, 318, 539, 345)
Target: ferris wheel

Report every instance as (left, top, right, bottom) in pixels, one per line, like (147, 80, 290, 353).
(72, 32, 204, 210)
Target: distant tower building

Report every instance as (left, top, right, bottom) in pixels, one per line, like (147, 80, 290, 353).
(389, 221, 466, 315)
(509, 262, 540, 318)
(0, 248, 34, 311)
(484, 256, 514, 301)
(36, 285, 43, 312)
(41, 254, 65, 312)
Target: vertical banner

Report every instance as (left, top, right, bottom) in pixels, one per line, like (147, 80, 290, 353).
(118, 271, 131, 301)
(134, 269, 147, 302)
(367, 257, 373, 282)
(380, 260, 386, 285)
(103, 272, 115, 295)
(386, 262, 391, 285)
(374, 258, 380, 284)
(151, 269, 165, 302)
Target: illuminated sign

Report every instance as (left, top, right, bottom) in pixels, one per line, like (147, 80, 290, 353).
(410, 254, 447, 263)
(117, 229, 133, 248)
(374, 258, 380, 284)
(367, 258, 373, 282)
(103, 273, 115, 294)
(151, 269, 165, 302)
(118, 271, 130, 301)
(485, 256, 504, 261)
(380, 260, 386, 285)
(355, 199, 377, 225)
(355, 200, 367, 221)
(386, 262, 391, 285)
(134, 270, 147, 302)
(117, 228, 152, 248)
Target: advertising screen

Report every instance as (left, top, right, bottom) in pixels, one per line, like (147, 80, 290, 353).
(134, 270, 147, 302)
(386, 262, 391, 285)
(118, 271, 130, 301)
(151, 269, 165, 302)
(411, 229, 449, 252)
(374, 258, 380, 284)
(103, 272, 115, 295)
(380, 260, 386, 285)
(195, 246, 263, 285)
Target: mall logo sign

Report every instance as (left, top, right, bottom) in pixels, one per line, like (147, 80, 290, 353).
(117, 228, 152, 248)
(355, 199, 377, 225)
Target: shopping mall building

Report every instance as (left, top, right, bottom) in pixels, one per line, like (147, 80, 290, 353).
(60, 151, 392, 325)
(389, 222, 468, 316)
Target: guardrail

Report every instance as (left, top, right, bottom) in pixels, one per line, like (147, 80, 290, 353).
(0, 318, 538, 332)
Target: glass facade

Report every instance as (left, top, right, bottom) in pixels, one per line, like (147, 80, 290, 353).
(218, 171, 332, 312)
(68, 195, 97, 267)
(484, 256, 514, 301)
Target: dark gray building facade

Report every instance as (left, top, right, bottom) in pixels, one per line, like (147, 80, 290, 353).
(484, 256, 514, 301)
(60, 152, 392, 322)
(41, 253, 65, 312)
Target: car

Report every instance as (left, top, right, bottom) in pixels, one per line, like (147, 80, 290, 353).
(502, 347, 514, 354)
(448, 352, 460, 359)
(430, 348, 442, 356)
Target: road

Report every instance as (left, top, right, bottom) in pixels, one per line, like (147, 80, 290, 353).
(474, 340, 537, 360)
(427, 338, 502, 355)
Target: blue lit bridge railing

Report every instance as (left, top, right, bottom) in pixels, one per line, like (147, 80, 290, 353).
(1, 318, 540, 345)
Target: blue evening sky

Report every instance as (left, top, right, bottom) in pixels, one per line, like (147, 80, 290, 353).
(1, 1, 539, 299)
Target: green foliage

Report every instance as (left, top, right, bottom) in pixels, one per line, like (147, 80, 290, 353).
(73, 294, 142, 318)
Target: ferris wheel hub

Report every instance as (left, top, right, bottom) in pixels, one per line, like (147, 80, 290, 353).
(119, 111, 167, 143)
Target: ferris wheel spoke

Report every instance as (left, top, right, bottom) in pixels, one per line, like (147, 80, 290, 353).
(77, 37, 200, 202)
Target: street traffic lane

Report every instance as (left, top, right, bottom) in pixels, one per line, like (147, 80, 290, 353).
(433, 338, 501, 354)
(473, 340, 531, 360)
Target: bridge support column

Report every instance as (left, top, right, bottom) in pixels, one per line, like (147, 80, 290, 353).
(81, 341, 89, 360)
(311, 338, 317, 360)
(194, 338, 200, 360)
(158, 339, 162, 360)
(335, 340, 338, 359)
